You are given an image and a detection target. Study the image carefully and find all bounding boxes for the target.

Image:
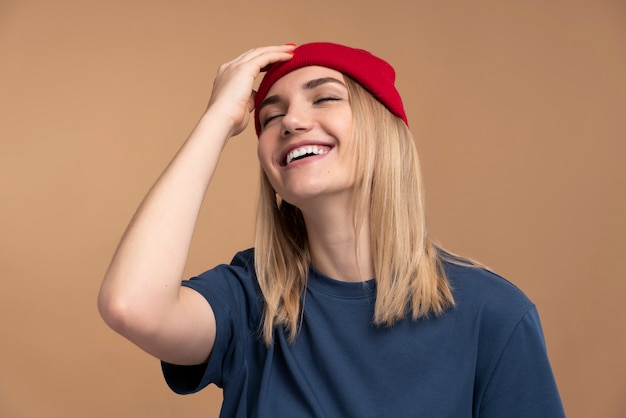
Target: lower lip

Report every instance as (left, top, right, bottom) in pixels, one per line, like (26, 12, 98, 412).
(283, 151, 330, 168)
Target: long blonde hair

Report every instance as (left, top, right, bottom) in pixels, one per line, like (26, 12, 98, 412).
(254, 76, 455, 345)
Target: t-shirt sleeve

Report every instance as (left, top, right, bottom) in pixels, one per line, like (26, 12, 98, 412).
(476, 306, 565, 417)
(161, 249, 261, 394)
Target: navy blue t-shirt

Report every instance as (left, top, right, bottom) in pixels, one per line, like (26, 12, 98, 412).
(162, 249, 564, 417)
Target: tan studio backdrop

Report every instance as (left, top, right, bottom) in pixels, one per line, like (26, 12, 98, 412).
(1, 0, 625, 417)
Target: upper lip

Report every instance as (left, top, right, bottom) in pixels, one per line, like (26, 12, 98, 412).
(279, 140, 334, 166)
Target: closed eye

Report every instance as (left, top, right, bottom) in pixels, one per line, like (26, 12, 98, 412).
(262, 113, 283, 128)
(314, 97, 341, 104)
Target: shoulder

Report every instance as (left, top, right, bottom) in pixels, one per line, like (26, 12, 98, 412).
(442, 256, 534, 318)
(227, 247, 256, 269)
(439, 255, 541, 351)
(183, 248, 261, 320)
(192, 248, 257, 285)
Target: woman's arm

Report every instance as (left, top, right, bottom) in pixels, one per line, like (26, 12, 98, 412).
(97, 44, 295, 366)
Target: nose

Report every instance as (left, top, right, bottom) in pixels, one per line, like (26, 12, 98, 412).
(280, 103, 314, 137)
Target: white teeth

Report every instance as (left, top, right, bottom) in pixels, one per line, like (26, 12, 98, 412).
(286, 145, 328, 165)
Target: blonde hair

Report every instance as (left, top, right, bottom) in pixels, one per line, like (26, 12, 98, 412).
(254, 76, 455, 345)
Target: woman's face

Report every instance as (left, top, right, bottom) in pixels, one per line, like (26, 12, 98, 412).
(257, 66, 356, 209)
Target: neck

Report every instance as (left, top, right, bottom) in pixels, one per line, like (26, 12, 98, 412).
(300, 199, 373, 283)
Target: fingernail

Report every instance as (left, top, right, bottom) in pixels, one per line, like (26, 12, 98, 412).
(285, 43, 296, 46)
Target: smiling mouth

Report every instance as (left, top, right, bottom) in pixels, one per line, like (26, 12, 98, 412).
(284, 145, 330, 165)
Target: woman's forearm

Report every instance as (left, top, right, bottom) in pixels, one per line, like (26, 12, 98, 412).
(98, 109, 231, 339)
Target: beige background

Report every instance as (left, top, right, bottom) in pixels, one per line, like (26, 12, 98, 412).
(1, 0, 625, 417)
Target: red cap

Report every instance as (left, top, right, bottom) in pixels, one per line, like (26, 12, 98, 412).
(254, 42, 408, 136)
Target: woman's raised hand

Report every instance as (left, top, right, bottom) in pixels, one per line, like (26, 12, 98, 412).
(206, 44, 295, 138)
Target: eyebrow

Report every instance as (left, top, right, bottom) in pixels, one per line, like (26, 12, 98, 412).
(258, 77, 347, 112)
(302, 77, 346, 90)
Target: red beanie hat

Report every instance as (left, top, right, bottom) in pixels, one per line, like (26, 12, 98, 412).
(254, 42, 408, 136)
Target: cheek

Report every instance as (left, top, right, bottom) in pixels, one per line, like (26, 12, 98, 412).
(257, 141, 274, 175)
(336, 110, 354, 141)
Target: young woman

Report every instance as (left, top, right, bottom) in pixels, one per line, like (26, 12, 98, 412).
(98, 42, 565, 417)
